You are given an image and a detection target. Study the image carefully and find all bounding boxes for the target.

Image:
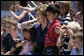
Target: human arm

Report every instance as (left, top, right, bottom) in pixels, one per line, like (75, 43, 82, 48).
(15, 5, 35, 12)
(22, 19, 37, 27)
(56, 28, 66, 47)
(4, 48, 16, 55)
(68, 38, 74, 51)
(9, 4, 28, 21)
(9, 26, 19, 42)
(16, 40, 25, 48)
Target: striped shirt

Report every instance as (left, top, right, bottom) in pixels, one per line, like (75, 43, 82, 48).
(45, 19, 61, 47)
(61, 35, 70, 55)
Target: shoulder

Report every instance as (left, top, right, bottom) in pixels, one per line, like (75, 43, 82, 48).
(53, 19, 61, 27)
(34, 23, 40, 29)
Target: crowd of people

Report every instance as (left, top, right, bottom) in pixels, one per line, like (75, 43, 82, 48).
(1, 1, 83, 55)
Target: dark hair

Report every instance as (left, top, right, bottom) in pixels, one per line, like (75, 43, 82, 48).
(20, 1, 27, 7)
(78, 1, 83, 5)
(46, 4, 60, 16)
(23, 25, 36, 42)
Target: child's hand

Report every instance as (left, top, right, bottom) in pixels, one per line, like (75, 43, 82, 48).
(16, 42, 21, 48)
(67, 29, 74, 38)
(13, 38, 19, 42)
(16, 41, 24, 48)
(54, 26, 62, 34)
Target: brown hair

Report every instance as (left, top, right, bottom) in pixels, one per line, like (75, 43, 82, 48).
(22, 25, 36, 42)
(4, 18, 18, 26)
(2, 16, 18, 29)
(59, 1, 71, 16)
(35, 4, 48, 17)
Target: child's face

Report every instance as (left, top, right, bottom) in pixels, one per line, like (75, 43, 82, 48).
(23, 32, 31, 40)
(36, 11, 45, 24)
(5, 23, 11, 33)
(5, 23, 16, 33)
(72, 37, 81, 48)
(47, 12, 56, 21)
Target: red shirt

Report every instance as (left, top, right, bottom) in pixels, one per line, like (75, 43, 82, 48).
(45, 19, 61, 47)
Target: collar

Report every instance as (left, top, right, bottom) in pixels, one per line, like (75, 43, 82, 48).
(50, 19, 59, 25)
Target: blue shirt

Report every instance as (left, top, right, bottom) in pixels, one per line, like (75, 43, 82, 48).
(16, 10, 30, 23)
(34, 21, 50, 53)
(2, 31, 23, 53)
(70, 48, 83, 55)
(16, 9, 36, 23)
(16, 30, 23, 42)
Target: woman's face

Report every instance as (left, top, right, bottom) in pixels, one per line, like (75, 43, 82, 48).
(23, 32, 31, 40)
(36, 11, 45, 24)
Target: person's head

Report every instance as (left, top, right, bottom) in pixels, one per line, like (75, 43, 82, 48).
(15, 1, 27, 7)
(46, 4, 60, 21)
(4, 17, 18, 33)
(72, 31, 83, 48)
(1, 16, 12, 32)
(22, 25, 36, 41)
(15, 1, 27, 10)
(59, 1, 71, 16)
(77, 1, 83, 12)
(35, 4, 48, 24)
(62, 21, 82, 38)
(15, 1, 20, 5)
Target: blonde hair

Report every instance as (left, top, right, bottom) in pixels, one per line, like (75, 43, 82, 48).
(35, 4, 48, 17)
(2, 16, 18, 26)
(66, 21, 82, 31)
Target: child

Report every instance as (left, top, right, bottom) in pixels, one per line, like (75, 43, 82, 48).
(70, 31, 83, 55)
(43, 4, 61, 55)
(58, 1, 71, 25)
(57, 21, 82, 55)
(3, 17, 23, 55)
(16, 25, 36, 55)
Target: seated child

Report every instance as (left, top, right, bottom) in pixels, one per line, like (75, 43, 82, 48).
(3, 17, 23, 55)
(16, 25, 37, 55)
(70, 31, 83, 55)
(57, 21, 82, 55)
(43, 4, 61, 55)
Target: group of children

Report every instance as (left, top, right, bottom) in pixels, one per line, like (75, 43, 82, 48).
(1, 1, 83, 55)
